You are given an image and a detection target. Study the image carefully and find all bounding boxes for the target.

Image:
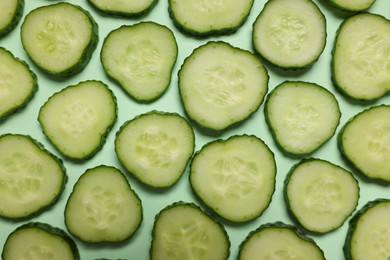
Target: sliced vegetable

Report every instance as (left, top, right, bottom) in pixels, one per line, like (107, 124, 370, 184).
(252, 0, 326, 69)
(178, 41, 269, 131)
(88, 0, 157, 18)
(284, 158, 359, 234)
(238, 222, 325, 259)
(101, 21, 178, 102)
(332, 13, 390, 101)
(0, 47, 37, 122)
(190, 135, 276, 223)
(344, 199, 390, 260)
(0, 134, 67, 220)
(64, 165, 142, 243)
(338, 105, 390, 182)
(330, 0, 376, 12)
(264, 81, 341, 156)
(0, 0, 24, 38)
(20, 2, 98, 78)
(38, 80, 117, 161)
(2, 222, 79, 260)
(150, 201, 230, 260)
(115, 111, 195, 188)
(168, 0, 254, 36)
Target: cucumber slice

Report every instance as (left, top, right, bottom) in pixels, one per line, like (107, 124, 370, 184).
(330, 0, 376, 12)
(0, 0, 24, 38)
(284, 158, 359, 234)
(344, 199, 390, 260)
(150, 201, 230, 260)
(178, 41, 269, 131)
(190, 135, 276, 223)
(332, 13, 390, 101)
(115, 111, 195, 188)
(0, 47, 37, 122)
(2, 222, 79, 260)
(252, 0, 326, 69)
(38, 80, 117, 161)
(168, 0, 254, 36)
(64, 165, 142, 243)
(20, 2, 98, 79)
(101, 22, 178, 102)
(338, 105, 390, 182)
(238, 222, 325, 260)
(265, 81, 341, 156)
(88, 0, 157, 18)
(0, 134, 67, 220)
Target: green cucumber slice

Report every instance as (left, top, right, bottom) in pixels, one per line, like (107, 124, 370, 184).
(252, 0, 326, 69)
(0, 134, 66, 220)
(264, 81, 341, 156)
(338, 105, 390, 182)
(332, 13, 390, 101)
(20, 2, 98, 78)
(0, 47, 37, 122)
(344, 199, 390, 260)
(88, 0, 157, 18)
(239, 222, 325, 259)
(38, 80, 117, 161)
(115, 111, 195, 188)
(64, 165, 142, 243)
(0, 0, 24, 38)
(190, 135, 276, 223)
(168, 0, 254, 36)
(178, 41, 269, 131)
(284, 158, 359, 234)
(2, 222, 79, 260)
(101, 21, 178, 102)
(330, 0, 376, 12)
(150, 201, 230, 260)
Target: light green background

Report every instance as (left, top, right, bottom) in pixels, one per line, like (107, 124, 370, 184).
(0, 0, 389, 259)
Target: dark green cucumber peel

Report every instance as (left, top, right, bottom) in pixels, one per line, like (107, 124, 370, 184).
(0, 0, 24, 38)
(88, 0, 159, 18)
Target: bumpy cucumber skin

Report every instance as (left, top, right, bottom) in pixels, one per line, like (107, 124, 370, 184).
(0, 134, 67, 220)
(264, 81, 340, 157)
(38, 80, 117, 161)
(343, 198, 390, 260)
(331, 13, 390, 101)
(238, 221, 325, 259)
(0, 47, 38, 123)
(20, 2, 99, 79)
(88, 0, 158, 18)
(2, 222, 80, 260)
(329, 0, 376, 12)
(283, 158, 359, 234)
(101, 21, 178, 103)
(168, 0, 254, 37)
(0, 0, 24, 38)
(338, 104, 390, 183)
(252, 0, 327, 70)
(150, 201, 231, 260)
(189, 134, 276, 223)
(114, 110, 195, 188)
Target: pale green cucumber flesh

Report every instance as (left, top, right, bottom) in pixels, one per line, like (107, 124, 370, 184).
(330, 0, 376, 12)
(88, 0, 157, 17)
(0, 0, 23, 37)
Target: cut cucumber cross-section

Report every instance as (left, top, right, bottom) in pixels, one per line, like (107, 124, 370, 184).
(0, 0, 24, 38)
(38, 80, 117, 161)
(332, 13, 390, 101)
(168, 0, 254, 36)
(190, 134, 276, 223)
(65, 165, 142, 243)
(20, 2, 98, 78)
(150, 201, 230, 260)
(252, 0, 326, 69)
(115, 111, 195, 188)
(0, 47, 37, 122)
(265, 81, 341, 156)
(330, 0, 376, 12)
(284, 158, 359, 234)
(101, 22, 178, 102)
(0, 134, 67, 220)
(88, 0, 158, 18)
(178, 41, 269, 131)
